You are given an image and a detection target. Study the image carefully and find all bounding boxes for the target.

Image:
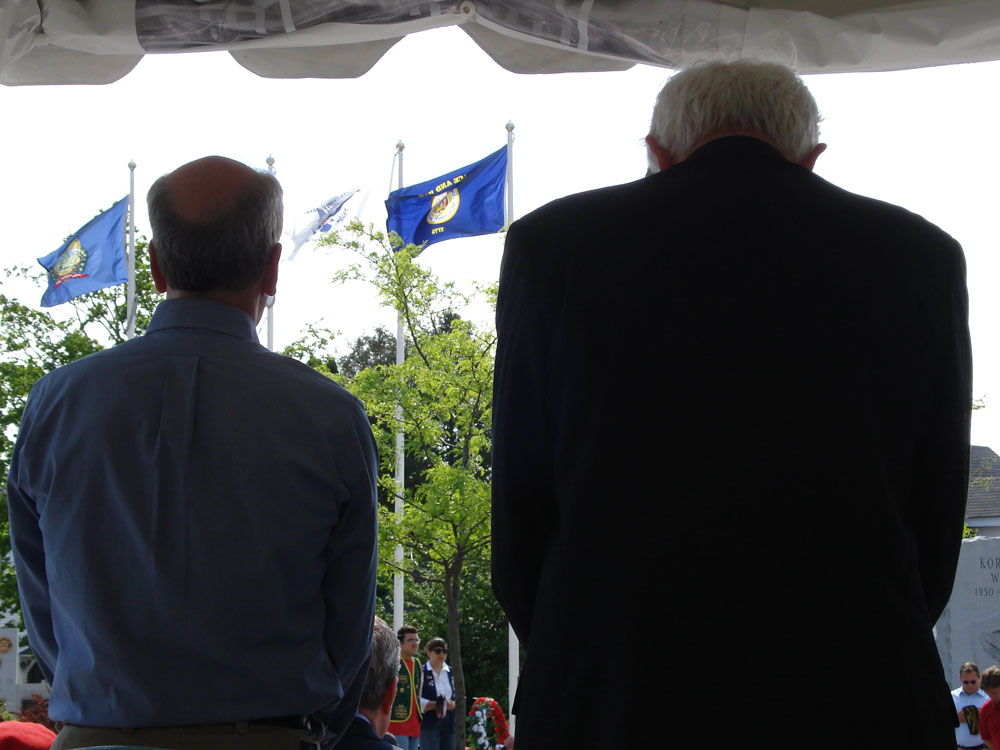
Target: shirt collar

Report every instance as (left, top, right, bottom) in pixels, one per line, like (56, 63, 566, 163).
(146, 298, 260, 344)
(683, 135, 788, 165)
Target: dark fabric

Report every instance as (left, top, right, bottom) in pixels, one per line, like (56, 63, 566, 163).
(491, 136, 973, 750)
(336, 716, 396, 750)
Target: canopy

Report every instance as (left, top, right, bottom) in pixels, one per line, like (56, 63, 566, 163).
(4, 0, 1000, 86)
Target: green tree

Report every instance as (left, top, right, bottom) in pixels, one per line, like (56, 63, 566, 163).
(0, 240, 161, 627)
(321, 221, 496, 748)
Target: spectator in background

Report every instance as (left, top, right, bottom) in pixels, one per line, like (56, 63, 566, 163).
(337, 617, 400, 750)
(389, 625, 422, 749)
(419, 638, 455, 750)
(978, 667, 1000, 750)
(955, 661, 990, 749)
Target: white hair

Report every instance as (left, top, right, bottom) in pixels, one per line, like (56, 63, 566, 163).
(359, 617, 400, 712)
(647, 59, 821, 167)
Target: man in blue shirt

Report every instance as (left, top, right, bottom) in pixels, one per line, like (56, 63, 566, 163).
(954, 662, 990, 749)
(7, 156, 379, 750)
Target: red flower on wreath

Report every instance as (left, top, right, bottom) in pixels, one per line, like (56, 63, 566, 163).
(467, 696, 510, 748)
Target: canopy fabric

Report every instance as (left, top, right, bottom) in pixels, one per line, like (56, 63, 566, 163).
(4, 0, 1000, 86)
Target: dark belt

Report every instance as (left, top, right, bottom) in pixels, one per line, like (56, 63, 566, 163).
(251, 715, 311, 730)
(958, 745, 985, 749)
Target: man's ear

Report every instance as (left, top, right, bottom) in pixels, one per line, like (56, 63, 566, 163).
(645, 135, 679, 171)
(261, 243, 281, 297)
(148, 242, 168, 294)
(380, 675, 398, 716)
(799, 143, 827, 172)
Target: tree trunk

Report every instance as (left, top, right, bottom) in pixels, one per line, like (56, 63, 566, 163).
(445, 555, 466, 750)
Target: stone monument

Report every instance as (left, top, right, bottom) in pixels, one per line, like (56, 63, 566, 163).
(936, 536, 1000, 678)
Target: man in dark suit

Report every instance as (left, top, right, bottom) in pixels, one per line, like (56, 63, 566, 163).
(336, 617, 399, 750)
(491, 60, 972, 749)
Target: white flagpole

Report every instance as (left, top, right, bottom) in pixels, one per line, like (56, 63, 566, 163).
(126, 160, 137, 340)
(265, 155, 276, 352)
(394, 140, 406, 634)
(504, 120, 519, 735)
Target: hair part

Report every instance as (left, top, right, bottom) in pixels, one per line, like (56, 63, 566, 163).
(647, 59, 821, 165)
(962, 661, 981, 675)
(147, 166, 282, 293)
(980, 666, 1000, 690)
(360, 617, 400, 712)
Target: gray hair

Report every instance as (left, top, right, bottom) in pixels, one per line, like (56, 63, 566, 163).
(360, 616, 400, 712)
(647, 59, 821, 167)
(147, 167, 283, 293)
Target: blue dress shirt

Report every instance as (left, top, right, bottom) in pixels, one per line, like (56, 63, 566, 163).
(7, 298, 378, 736)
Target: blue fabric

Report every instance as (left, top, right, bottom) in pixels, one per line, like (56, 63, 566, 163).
(385, 147, 506, 250)
(337, 715, 396, 750)
(394, 734, 420, 750)
(38, 196, 129, 307)
(7, 298, 379, 736)
(418, 722, 453, 750)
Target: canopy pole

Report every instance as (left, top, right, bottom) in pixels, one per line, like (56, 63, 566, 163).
(394, 140, 406, 634)
(265, 154, 276, 352)
(126, 160, 137, 340)
(504, 120, 519, 736)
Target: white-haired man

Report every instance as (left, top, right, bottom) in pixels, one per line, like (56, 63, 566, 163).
(338, 617, 401, 750)
(8, 156, 379, 749)
(492, 60, 971, 749)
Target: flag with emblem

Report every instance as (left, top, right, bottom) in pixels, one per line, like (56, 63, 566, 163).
(385, 147, 506, 250)
(288, 188, 363, 260)
(38, 196, 129, 307)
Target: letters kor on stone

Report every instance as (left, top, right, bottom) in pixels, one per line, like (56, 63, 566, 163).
(937, 536, 1000, 677)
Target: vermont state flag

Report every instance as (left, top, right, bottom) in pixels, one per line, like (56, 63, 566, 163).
(386, 147, 506, 250)
(38, 196, 129, 307)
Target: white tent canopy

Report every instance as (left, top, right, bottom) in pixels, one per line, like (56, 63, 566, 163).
(3, 0, 1000, 86)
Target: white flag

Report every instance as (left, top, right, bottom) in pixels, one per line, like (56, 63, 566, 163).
(288, 189, 360, 260)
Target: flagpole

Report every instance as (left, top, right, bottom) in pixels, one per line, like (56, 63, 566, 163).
(504, 120, 519, 735)
(126, 160, 137, 340)
(265, 154, 276, 352)
(394, 139, 406, 634)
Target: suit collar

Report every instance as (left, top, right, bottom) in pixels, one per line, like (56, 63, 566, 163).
(684, 135, 788, 165)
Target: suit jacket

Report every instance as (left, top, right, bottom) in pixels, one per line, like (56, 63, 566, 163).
(491, 136, 972, 750)
(335, 715, 396, 750)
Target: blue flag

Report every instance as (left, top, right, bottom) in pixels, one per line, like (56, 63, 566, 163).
(385, 147, 506, 250)
(38, 197, 129, 307)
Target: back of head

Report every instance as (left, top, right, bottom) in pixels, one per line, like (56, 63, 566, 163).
(360, 616, 400, 712)
(648, 59, 821, 163)
(981, 666, 1000, 690)
(147, 156, 283, 293)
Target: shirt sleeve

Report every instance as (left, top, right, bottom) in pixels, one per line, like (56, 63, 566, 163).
(315, 398, 380, 742)
(910, 237, 972, 622)
(6, 388, 57, 684)
(490, 219, 558, 652)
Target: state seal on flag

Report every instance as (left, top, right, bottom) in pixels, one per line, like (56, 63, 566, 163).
(427, 188, 460, 225)
(49, 238, 90, 288)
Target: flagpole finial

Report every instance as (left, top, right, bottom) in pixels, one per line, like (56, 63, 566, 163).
(128, 160, 136, 171)
(506, 121, 515, 132)
(266, 155, 276, 174)
(396, 140, 405, 152)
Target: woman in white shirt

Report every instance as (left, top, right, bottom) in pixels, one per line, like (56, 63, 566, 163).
(419, 637, 456, 750)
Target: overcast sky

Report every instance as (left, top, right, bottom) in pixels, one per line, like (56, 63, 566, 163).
(1, 27, 998, 449)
